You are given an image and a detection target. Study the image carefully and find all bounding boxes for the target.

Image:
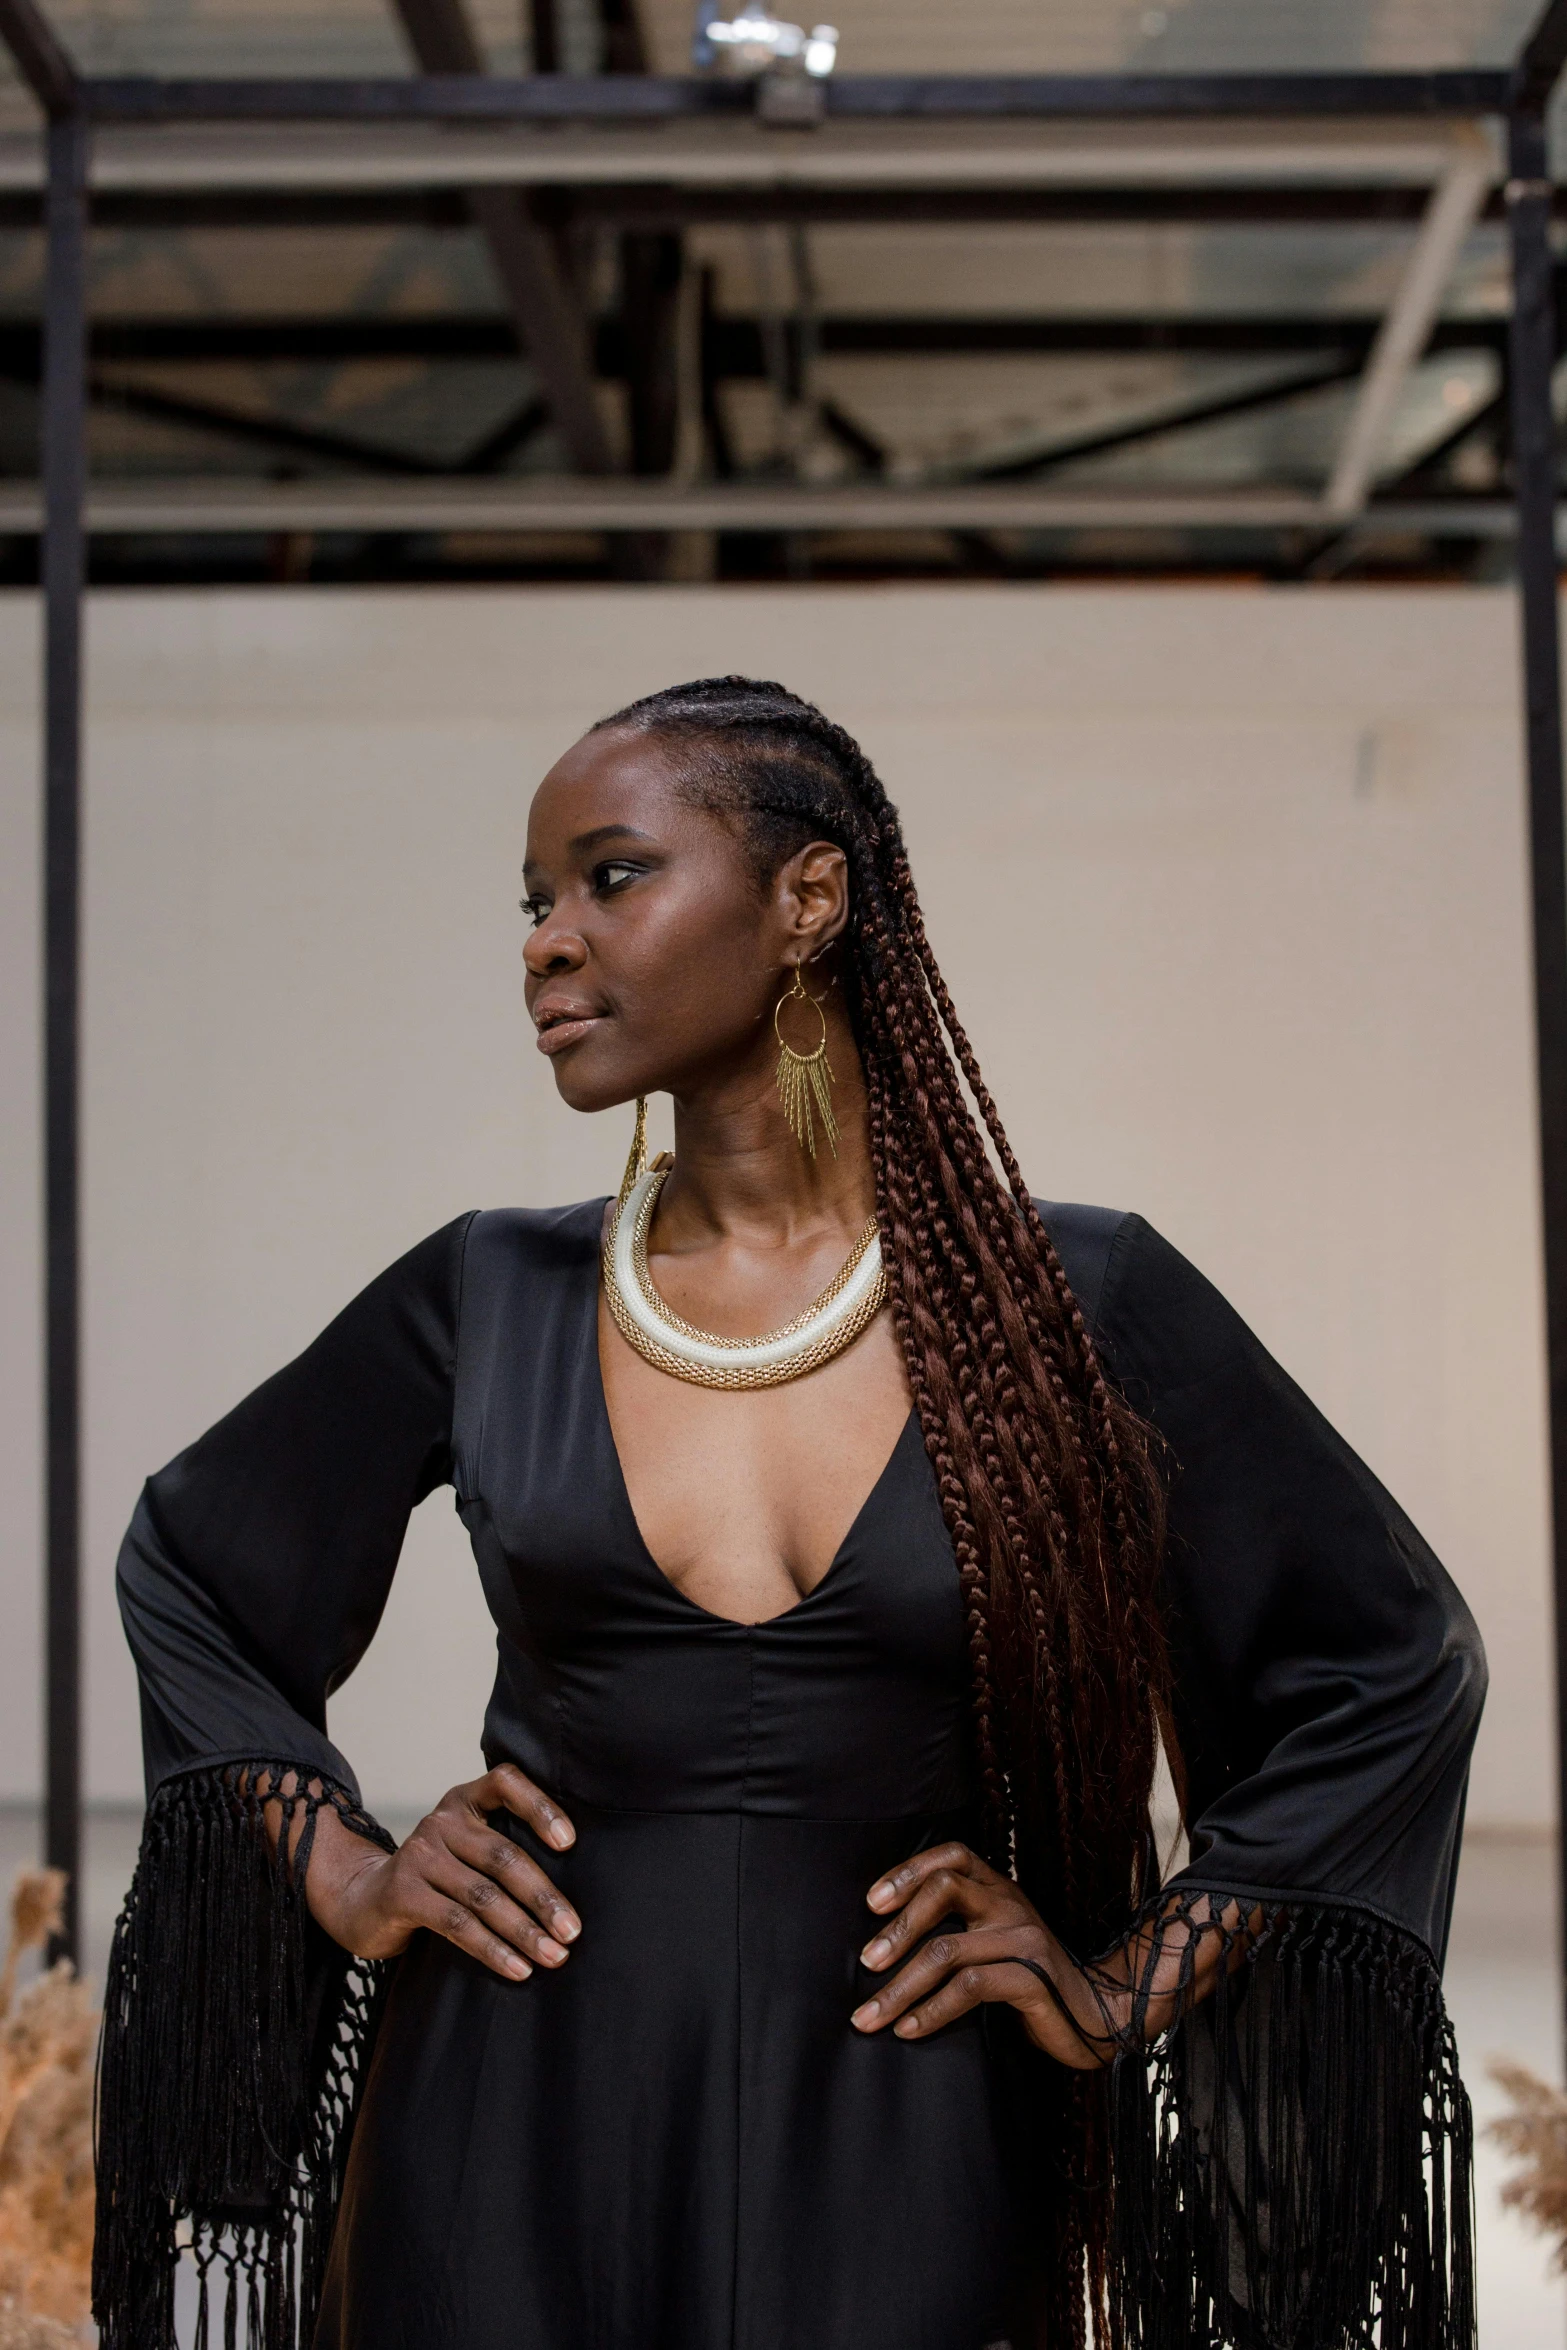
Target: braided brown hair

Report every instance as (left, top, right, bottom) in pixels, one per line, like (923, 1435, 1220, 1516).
(594, 676, 1171, 2341)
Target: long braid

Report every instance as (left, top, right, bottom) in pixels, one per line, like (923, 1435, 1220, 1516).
(867, 1052, 1010, 1830)
(592, 676, 1171, 2341)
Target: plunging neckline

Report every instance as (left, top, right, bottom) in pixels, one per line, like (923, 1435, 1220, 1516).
(586, 1211, 916, 1630)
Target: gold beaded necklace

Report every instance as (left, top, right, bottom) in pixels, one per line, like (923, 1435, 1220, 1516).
(602, 1143, 886, 1392)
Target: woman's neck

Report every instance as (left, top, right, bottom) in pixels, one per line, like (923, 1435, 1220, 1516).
(657, 1006, 875, 1250)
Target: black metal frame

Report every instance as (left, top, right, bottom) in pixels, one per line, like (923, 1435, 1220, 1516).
(0, 310, 1521, 369)
(1508, 94, 1567, 2049)
(1, 182, 1557, 232)
(0, 0, 89, 1965)
(39, 110, 85, 1969)
(4, 0, 1567, 1991)
(70, 68, 1518, 121)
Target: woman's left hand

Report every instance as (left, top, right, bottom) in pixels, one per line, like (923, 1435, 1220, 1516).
(849, 1840, 1114, 2070)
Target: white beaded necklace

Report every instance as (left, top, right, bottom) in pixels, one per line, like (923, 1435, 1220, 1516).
(602, 1167, 887, 1391)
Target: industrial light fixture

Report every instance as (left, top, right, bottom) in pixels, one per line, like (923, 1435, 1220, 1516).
(693, 5, 839, 120)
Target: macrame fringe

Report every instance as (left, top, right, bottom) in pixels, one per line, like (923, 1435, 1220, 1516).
(91, 1792, 1474, 2350)
(1098, 1892, 1475, 2350)
(92, 1762, 394, 2350)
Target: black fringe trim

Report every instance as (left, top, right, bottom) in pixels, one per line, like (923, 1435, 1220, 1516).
(1097, 1891, 1475, 2350)
(92, 1790, 1475, 2350)
(93, 1762, 395, 2350)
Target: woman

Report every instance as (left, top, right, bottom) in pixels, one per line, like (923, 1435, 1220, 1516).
(95, 677, 1484, 2350)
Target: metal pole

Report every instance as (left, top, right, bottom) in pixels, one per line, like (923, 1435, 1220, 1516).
(41, 106, 87, 1968)
(1507, 105, 1567, 2057)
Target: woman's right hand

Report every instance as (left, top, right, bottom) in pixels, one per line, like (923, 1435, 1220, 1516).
(304, 1764, 581, 1981)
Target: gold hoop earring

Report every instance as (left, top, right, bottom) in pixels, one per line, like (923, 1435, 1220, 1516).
(618, 1095, 648, 1208)
(773, 967, 838, 1160)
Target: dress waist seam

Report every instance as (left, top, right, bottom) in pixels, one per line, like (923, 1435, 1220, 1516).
(545, 1796, 976, 1826)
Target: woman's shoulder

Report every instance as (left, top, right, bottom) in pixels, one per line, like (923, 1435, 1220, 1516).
(1031, 1201, 1228, 1370)
(465, 1197, 609, 1246)
(451, 1197, 612, 1297)
(356, 1197, 608, 1292)
(348, 1200, 609, 1328)
(1031, 1198, 1137, 1340)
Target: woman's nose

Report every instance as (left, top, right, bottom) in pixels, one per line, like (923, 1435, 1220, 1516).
(522, 919, 587, 977)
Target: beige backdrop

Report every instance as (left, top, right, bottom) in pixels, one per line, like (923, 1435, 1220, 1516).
(0, 582, 1549, 1828)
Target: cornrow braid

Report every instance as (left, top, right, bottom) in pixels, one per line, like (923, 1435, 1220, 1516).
(593, 676, 1171, 2346)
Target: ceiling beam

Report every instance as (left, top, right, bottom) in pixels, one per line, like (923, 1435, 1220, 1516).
(0, 182, 1494, 233)
(1385, 384, 1506, 489)
(82, 372, 451, 472)
(0, 110, 1498, 195)
(457, 393, 550, 471)
(75, 70, 1514, 126)
(597, 0, 683, 584)
(1324, 126, 1492, 517)
(600, 0, 647, 78)
(817, 396, 886, 471)
(542, 182, 1463, 229)
(960, 358, 1365, 483)
(0, 311, 1515, 374)
(461, 187, 611, 469)
(386, 0, 611, 472)
(802, 314, 1504, 359)
(0, 0, 78, 118)
(527, 1, 558, 73)
(1302, 381, 1507, 579)
(0, 474, 1530, 537)
(0, 343, 472, 474)
(604, 5, 687, 479)
(621, 222, 682, 476)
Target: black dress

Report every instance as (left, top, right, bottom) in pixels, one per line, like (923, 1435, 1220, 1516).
(94, 1201, 1486, 2350)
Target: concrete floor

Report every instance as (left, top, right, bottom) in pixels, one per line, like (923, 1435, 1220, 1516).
(2, 1807, 1563, 2345)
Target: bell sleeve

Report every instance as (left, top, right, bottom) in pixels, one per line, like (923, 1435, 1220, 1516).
(93, 1211, 476, 2350)
(1087, 1214, 1486, 2350)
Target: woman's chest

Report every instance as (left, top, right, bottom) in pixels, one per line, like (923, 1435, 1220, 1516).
(449, 1219, 976, 1812)
(594, 1289, 914, 1628)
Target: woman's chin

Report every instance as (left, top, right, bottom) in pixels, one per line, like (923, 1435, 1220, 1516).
(548, 1054, 641, 1117)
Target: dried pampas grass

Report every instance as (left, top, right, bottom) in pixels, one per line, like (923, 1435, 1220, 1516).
(0, 2306, 84, 2350)
(1489, 2058, 1567, 2266)
(0, 1871, 95, 2347)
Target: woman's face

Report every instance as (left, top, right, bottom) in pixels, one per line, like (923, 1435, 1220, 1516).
(521, 726, 844, 1115)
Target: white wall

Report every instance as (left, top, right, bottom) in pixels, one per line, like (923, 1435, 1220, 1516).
(0, 582, 1549, 1829)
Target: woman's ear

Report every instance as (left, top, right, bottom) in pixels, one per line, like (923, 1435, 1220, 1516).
(776, 840, 850, 962)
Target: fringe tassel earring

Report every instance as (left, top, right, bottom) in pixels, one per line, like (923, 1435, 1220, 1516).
(774, 967, 838, 1159)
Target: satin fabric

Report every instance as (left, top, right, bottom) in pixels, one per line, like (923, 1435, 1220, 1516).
(114, 1199, 1486, 2348)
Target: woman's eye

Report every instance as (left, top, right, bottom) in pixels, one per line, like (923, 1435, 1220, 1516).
(519, 894, 550, 928)
(594, 861, 641, 896)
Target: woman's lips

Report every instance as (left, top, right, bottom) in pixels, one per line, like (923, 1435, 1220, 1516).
(534, 1012, 603, 1056)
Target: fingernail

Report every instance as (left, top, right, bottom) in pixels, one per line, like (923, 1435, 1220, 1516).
(868, 1883, 894, 1910)
(505, 1955, 531, 1979)
(851, 2001, 879, 2029)
(539, 1939, 568, 1965)
(556, 1914, 580, 1942)
(895, 2015, 919, 2036)
(548, 1820, 574, 1850)
(862, 1938, 891, 1967)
